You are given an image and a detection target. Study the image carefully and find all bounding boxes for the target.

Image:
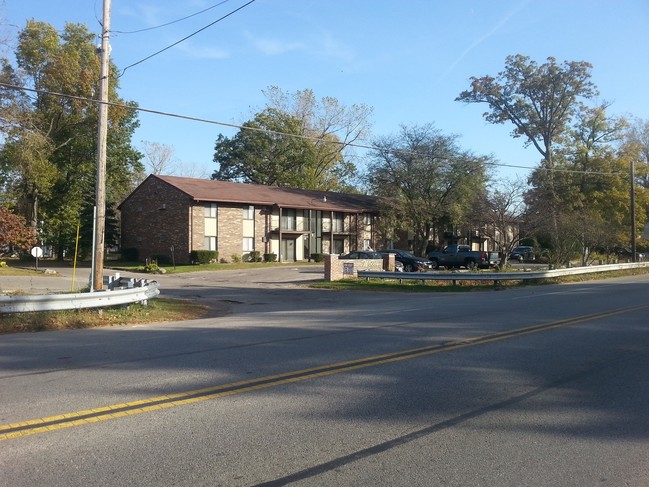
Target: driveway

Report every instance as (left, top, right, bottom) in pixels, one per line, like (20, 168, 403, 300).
(1, 264, 327, 316)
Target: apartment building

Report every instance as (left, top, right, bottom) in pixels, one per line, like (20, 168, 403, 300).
(118, 175, 382, 263)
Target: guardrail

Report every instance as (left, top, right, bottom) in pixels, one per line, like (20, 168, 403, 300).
(0, 276, 160, 314)
(357, 262, 649, 285)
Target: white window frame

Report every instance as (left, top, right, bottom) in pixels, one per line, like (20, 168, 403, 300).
(243, 237, 254, 251)
(332, 212, 344, 233)
(204, 236, 217, 251)
(243, 205, 254, 220)
(204, 203, 217, 218)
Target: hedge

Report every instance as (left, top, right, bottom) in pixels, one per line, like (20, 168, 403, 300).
(190, 250, 219, 264)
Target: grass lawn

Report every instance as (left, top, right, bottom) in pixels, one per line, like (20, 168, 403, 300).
(310, 279, 492, 292)
(0, 265, 43, 277)
(0, 297, 210, 334)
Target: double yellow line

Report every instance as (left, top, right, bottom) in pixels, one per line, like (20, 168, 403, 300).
(2, 304, 645, 441)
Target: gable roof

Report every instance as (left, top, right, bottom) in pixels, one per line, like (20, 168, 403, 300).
(123, 175, 382, 213)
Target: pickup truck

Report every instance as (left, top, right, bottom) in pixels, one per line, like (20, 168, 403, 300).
(427, 244, 500, 269)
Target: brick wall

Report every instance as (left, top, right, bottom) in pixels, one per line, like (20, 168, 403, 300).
(190, 205, 205, 253)
(324, 253, 396, 281)
(217, 205, 243, 262)
(120, 177, 192, 263)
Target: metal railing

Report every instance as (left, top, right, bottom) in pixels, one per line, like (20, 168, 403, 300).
(356, 262, 649, 284)
(0, 276, 159, 314)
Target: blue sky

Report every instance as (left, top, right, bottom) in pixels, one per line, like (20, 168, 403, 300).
(4, 0, 649, 181)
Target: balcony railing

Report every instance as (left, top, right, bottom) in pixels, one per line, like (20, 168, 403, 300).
(271, 224, 352, 234)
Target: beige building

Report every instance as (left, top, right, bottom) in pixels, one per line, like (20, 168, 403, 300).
(118, 175, 382, 264)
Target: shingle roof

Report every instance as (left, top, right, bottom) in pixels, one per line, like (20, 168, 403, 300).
(153, 175, 382, 213)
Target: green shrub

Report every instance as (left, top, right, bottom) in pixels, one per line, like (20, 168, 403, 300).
(231, 254, 242, 263)
(263, 253, 277, 262)
(121, 247, 139, 261)
(143, 258, 159, 273)
(190, 250, 218, 264)
(310, 253, 325, 262)
(151, 253, 171, 265)
(248, 251, 262, 262)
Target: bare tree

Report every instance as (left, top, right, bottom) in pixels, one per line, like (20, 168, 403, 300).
(475, 177, 529, 265)
(140, 141, 179, 176)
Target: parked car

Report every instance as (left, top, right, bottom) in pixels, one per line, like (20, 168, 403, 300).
(339, 250, 404, 271)
(376, 249, 433, 272)
(427, 244, 500, 269)
(509, 245, 535, 262)
(615, 248, 646, 262)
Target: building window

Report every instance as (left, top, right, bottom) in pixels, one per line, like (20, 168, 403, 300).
(243, 205, 254, 220)
(333, 239, 345, 254)
(204, 236, 217, 251)
(281, 209, 296, 231)
(204, 203, 217, 249)
(363, 239, 372, 250)
(332, 212, 344, 233)
(243, 237, 254, 251)
(363, 213, 371, 225)
(204, 203, 217, 218)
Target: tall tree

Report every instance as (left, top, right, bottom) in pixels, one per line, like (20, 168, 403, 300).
(0, 20, 143, 259)
(526, 104, 646, 264)
(213, 108, 317, 187)
(457, 55, 598, 245)
(626, 118, 649, 189)
(456, 55, 597, 169)
(366, 124, 490, 255)
(213, 87, 372, 191)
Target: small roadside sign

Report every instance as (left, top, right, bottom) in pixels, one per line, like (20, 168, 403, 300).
(31, 246, 43, 271)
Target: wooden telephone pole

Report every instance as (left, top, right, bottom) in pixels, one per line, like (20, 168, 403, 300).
(91, 0, 111, 291)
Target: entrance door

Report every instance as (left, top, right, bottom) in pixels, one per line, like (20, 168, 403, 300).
(281, 238, 296, 262)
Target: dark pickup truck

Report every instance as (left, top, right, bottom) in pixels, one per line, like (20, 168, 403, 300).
(427, 244, 500, 269)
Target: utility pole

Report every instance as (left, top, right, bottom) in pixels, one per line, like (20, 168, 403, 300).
(92, 0, 111, 291)
(630, 159, 636, 263)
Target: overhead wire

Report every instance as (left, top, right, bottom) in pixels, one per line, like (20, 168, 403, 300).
(113, 0, 231, 34)
(0, 81, 631, 178)
(119, 0, 256, 77)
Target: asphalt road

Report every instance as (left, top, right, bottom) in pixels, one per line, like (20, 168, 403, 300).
(1, 266, 649, 486)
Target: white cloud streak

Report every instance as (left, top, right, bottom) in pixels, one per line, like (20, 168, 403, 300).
(439, 0, 531, 80)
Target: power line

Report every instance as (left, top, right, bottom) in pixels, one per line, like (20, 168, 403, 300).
(119, 0, 256, 76)
(0, 81, 630, 178)
(113, 1, 231, 34)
